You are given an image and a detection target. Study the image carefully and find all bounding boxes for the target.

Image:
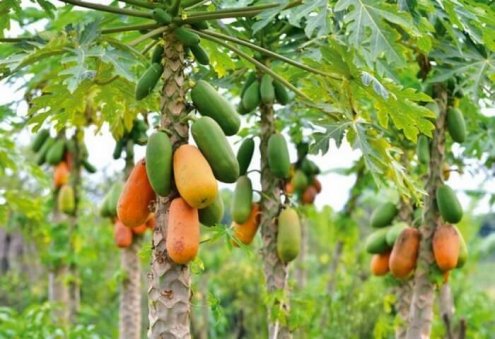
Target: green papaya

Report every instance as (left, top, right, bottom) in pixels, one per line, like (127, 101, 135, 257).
(65, 139, 76, 154)
(58, 184, 75, 215)
(241, 71, 256, 97)
(174, 27, 200, 47)
(99, 192, 112, 218)
(232, 176, 253, 224)
(113, 139, 125, 160)
(455, 226, 468, 268)
(82, 159, 97, 174)
(277, 208, 301, 263)
(386, 222, 408, 247)
(436, 185, 463, 223)
(191, 116, 239, 183)
(300, 158, 320, 176)
(237, 102, 249, 115)
(267, 134, 290, 179)
(151, 44, 164, 64)
(190, 44, 209, 65)
(199, 193, 224, 227)
(152, 8, 172, 25)
(191, 80, 240, 136)
(296, 143, 309, 160)
(417, 135, 430, 164)
(191, 21, 209, 30)
(136, 63, 163, 100)
(107, 182, 123, 218)
(241, 80, 260, 112)
(260, 74, 275, 105)
(31, 129, 50, 152)
(291, 170, 308, 192)
(370, 202, 398, 228)
(146, 131, 173, 197)
(36, 137, 55, 165)
(237, 138, 255, 176)
(46, 139, 66, 165)
(365, 227, 391, 254)
(447, 108, 466, 143)
(80, 143, 89, 159)
(273, 81, 289, 105)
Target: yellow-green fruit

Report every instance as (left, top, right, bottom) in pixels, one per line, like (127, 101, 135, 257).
(291, 170, 308, 192)
(447, 108, 466, 143)
(36, 137, 55, 165)
(386, 222, 408, 247)
(436, 185, 463, 223)
(267, 134, 290, 179)
(135, 63, 163, 100)
(199, 194, 224, 227)
(231, 176, 253, 224)
(31, 129, 50, 152)
(277, 208, 301, 263)
(365, 227, 391, 254)
(455, 226, 468, 268)
(46, 139, 66, 165)
(146, 131, 173, 197)
(58, 184, 75, 215)
(242, 80, 261, 112)
(260, 74, 275, 104)
(417, 135, 430, 164)
(370, 202, 398, 228)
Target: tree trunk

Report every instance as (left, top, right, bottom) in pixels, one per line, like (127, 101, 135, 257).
(259, 103, 291, 339)
(438, 283, 454, 339)
(148, 33, 191, 338)
(406, 88, 448, 339)
(49, 264, 70, 325)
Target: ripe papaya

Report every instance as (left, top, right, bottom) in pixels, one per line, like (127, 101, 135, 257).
(365, 228, 391, 254)
(31, 129, 50, 152)
(191, 80, 240, 136)
(267, 134, 290, 179)
(146, 213, 156, 229)
(273, 80, 289, 105)
(115, 220, 133, 248)
(199, 193, 224, 227)
(312, 178, 322, 193)
(237, 138, 255, 176)
(113, 139, 125, 160)
(291, 170, 308, 192)
(107, 182, 124, 218)
(300, 158, 320, 176)
(173, 144, 218, 209)
(152, 8, 172, 25)
(241, 80, 260, 112)
(190, 44, 209, 65)
(174, 27, 200, 47)
(260, 74, 275, 104)
(82, 159, 97, 174)
(277, 208, 301, 263)
(389, 227, 421, 279)
(433, 224, 460, 271)
(232, 204, 260, 246)
(117, 159, 155, 227)
(58, 184, 75, 215)
(135, 63, 163, 100)
(54, 162, 70, 188)
(191, 117, 239, 183)
(131, 223, 147, 235)
(417, 135, 430, 164)
(370, 202, 398, 228)
(36, 137, 56, 165)
(232, 176, 253, 224)
(455, 226, 468, 268)
(370, 251, 391, 276)
(241, 71, 257, 98)
(151, 44, 164, 64)
(284, 181, 295, 196)
(436, 185, 463, 223)
(447, 108, 466, 143)
(46, 139, 66, 165)
(302, 186, 317, 205)
(386, 222, 408, 247)
(166, 197, 200, 264)
(146, 131, 173, 197)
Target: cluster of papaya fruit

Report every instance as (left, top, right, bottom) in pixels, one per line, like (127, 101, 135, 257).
(112, 119, 148, 160)
(238, 71, 289, 114)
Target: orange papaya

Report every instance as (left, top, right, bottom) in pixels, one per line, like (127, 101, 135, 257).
(115, 220, 133, 248)
(433, 224, 460, 271)
(232, 204, 260, 246)
(370, 251, 391, 276)
(389, 227, 421, 279)
(131, 223, 148, 235)
(54, 162, 70, 188)
(146, 213, 156, 230)
(302, 186, 317, 205)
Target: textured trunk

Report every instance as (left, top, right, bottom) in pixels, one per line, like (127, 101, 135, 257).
(49, 264, 70, 325)
(406, 89, 448, 339)
(438, 283, 454, 339)
(148, 33, 191, 338)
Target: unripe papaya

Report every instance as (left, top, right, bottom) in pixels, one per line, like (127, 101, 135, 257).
(277, 208, 301, 263)
(46, 139, 66, 165)
(237, 138, 255, 176)
(107, 182, 124, 218)
(191, 80, 240, 136)
(447, 108, 466, 143)
(191, 117, 239, 183)
(436, 185, 463, 223)
(291, 170, 308, 192)
(191, 21, 209, 30)
(136, 63, 163, 100)
(232, 176, 253, 224)
(267, 134, 290, 179)
(131, 223, 147, 235)
(365, 228, 391, 254)
(166, 197, 200, 264)
(273, 80, 289, 105)
(433, 224, 460, 271)
(260, 74, 275, 104)
(386, 222, 408, 247)
(146, 131, 173, 197)
(117, 159, 155, 227)
(173, 144, 218, 209)
(82, 159, 97, 174)
(199, 193, 224, 227)
(242, 80, 260, 112)
(151, 44, 164, 64)
(31, 129, 50, 152)
(241, 71, 256, 98)
(389, 227, 420, 278)
(455, 226, 468, 268)
(302, 186, 317, 205)
(370, 251, 391, 276)
(300, 158, 320, 176)
(54, 162, 70, 188)
(174, 27, 200, 47)
(36, 137, 55, 165)
(417, 135, 430, 164)
(113, 139, 125, 160)
(190, 44, 209, 65)
(232, 204, 260, 246)
(58, 184, 75, 215)
(296, 143, 309, 160)
(370, 202, 398, 228)
(152, 8, 172, 25)
(114, 220, 133, 248)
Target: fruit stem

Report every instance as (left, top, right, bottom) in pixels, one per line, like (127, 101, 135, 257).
(142, 39, 159, 55)
(101, 23, 160, 34)
(117, 0, 156, 9)
(129, 26, 169, 47)
(57, 0, 153, 19)
(0, 37, 37, 42)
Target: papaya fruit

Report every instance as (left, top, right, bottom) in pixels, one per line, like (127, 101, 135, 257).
(131, 223, 147, 235)
(135, 63, 163, 100)
(174, 27, 200, 47)
(151, 44, 164, 64)
(436, 185, 463, 223)
(370, 251, 391, 276)
(166, 197, 200, 264)
(267, 134, 290, 179)
(146, 213, 156, 229)
(296, 143, 309, 160)
(300, 158, 320, 176)
(312, 178, 322, 193)
(146, 131, 173, 197)
(417, 135, 430, 164)
(433, 224, 460, 271)
(365, 228, 391, 254)
(191, 80, 240, 136)
(277, 208, 301, 263)
(237, 138, 255, 176)
(115, 220, 133, 248)
(46, 139, 66, 165)
(389, 227, 421, 279)
(284, 182, 295, 196)
(191, 21, 209, 30)
(302, 186, 317, 205)
(152, 8, 172, 25)
(54, 162, 70, 188)
(273, 80, 289, 105)
(113, 139, 125, 160)
(447, 108, 466, 143)
(191, 117, 239, 183)
(232, 176, 253, 224)
(455, 226, 468, 268)
(442, 163, 450, 181)
(291, 170, 308, 192)
(370, 202, 398, 228)
(260, 74, 275, 104)
(190, 44, 209, 65)
(241, 71, 257, 98)
(386, 222, 408, 247)
(199, 193, 224, 227)
(237, 102, 250, 115)
(241, 80, 260, 112)
(107, 182, 124, 218)
(31, 129, 50, 152)
(36, 137, 55, 165)
(232, 204, 260, 246)
(58, 184, 75, 215)
(173, 144, 218, 209)
(117, 159, 155, 227)
(82, 159, 97, 174)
